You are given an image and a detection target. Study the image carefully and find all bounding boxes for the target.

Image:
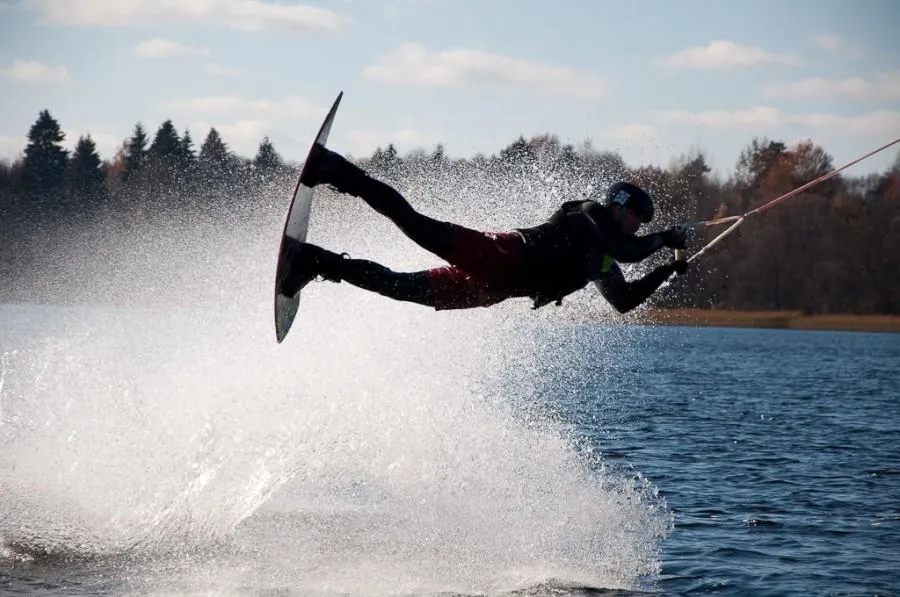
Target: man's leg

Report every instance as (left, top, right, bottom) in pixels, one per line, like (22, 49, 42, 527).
(281, 240, 435, 306)
(339, 258, 434, 307)
(281, 242, 513, 310)
(323, 253, 512, 311)
(304, 147, 453, 259)
(296, 148, 524, 310)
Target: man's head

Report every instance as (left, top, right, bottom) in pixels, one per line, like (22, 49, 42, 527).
(603, 182, 654, 234)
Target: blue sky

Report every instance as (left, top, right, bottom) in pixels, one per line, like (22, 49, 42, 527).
(1, 0, 898, 177)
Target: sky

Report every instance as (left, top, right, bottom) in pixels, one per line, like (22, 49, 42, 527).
(1, 0, 899, 178)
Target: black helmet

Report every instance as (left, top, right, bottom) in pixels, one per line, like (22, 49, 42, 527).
(604, 182, 654, 223)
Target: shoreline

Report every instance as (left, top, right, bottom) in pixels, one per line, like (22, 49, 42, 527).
(3, 301, 899, 334)
(638, 308, 900, 334)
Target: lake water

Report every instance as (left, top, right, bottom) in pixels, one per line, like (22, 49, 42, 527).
(1, 301, 898, 596)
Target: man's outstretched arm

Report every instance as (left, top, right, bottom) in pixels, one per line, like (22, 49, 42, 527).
(594, 258, 684, 314)
(571, 202, 686, 263)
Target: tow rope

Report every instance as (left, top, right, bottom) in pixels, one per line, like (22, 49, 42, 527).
(683, 136, 900, 264)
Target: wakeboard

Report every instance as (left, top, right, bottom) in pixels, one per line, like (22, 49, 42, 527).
(273, 91, 343, 343)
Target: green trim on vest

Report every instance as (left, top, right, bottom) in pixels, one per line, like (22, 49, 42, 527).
(601, 254, 615, 274)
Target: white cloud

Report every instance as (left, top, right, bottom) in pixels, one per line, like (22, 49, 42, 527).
(595, 123, 660, 144)
(1, 59, 70, 84)
(189, 119, 269, 151)
(656, 106, 783, 129)
(32, 0, 347, 33)
(764, 76, 873, 100)
(763, 71, 900, 101)
(133, 38, 210, 59)
(880, 71, 900, 99)
(166, 95, 320, 120)
(812, 34, 864, 58)
(0, 134, 23, 161)
(655, 106, 900, 135)
(812, 34, 843, 53)
(204, 62, 242, 77)
(661, 40, 801, 71)
(792, 110, 900, 135)
(363, 43, 611, 101)
(380, 0, 443, 19)
(132, 39, 243, 76)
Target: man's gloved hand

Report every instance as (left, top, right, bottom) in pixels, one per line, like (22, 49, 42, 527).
(671, 257, 688, 276)
(660, 224, 689, 250)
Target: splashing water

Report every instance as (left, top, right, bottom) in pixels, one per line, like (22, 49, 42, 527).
(1, 158, 673, 595)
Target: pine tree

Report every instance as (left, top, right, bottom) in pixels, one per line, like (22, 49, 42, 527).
(498, 135, 530, 164)
(147, 120, 182, 191)
(22, 109, 69, 201)
(149, 120, 181, 161)
(0, 160, 12, 196)
(429, 143, 447, 164)
(198, 127, 232, 189)
(369, 143, 400, 176)
(253, 136, 282, 173)
(124, 123, 149, 182)
(384, 143, 398, 163)
(199, 128, 229, 166)
(178, 128, 196, 170)
(66, 134, 107, 210)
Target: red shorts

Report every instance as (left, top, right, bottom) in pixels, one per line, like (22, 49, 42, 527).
(424, 224, 526, 310)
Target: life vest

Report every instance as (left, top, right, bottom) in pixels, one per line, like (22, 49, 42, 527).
(516, 199, 616, 308)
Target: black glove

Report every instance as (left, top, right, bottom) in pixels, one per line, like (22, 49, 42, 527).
(671, 257, 688, 276)
(660, 225, 689, 250)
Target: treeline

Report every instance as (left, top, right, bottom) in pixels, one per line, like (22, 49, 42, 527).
(1, 109, 899, 313)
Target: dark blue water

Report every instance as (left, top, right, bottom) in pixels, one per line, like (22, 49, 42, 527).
(2, 304, 899, 596)
(533, 324, 900, 596)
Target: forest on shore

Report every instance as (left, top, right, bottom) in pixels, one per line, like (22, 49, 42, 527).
(2, 109, 898, 314)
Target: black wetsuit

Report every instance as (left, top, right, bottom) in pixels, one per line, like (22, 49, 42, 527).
(314, 161, 679, 312)
(516, 200, 679, 312)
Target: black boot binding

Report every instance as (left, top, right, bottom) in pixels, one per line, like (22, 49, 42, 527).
(279, 239, 348, 297)
(299, 144, 369, 196)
